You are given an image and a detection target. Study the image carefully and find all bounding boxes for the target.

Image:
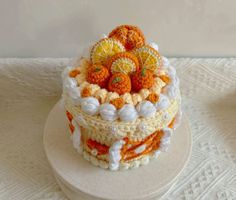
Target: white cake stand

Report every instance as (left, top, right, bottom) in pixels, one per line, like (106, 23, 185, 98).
(44, 101, 192, 200)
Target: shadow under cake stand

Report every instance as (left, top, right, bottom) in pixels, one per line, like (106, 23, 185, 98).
(44, 101, 192, 200)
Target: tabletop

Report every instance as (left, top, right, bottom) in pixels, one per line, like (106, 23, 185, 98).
(0, 58, 235, 200)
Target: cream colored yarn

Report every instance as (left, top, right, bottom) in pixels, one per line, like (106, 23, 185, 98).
(65, 93, 180, 145)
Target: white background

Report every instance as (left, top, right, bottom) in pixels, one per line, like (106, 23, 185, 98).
(0, 0, 236, 58)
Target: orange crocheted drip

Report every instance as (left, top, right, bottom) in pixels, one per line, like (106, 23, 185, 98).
(81, 87, 91, 97)
(109, 25, 145, 50)
(121, 130, 164, 161)
(108, 73, 131, 95)
(69, 69, 80, 78)
(146, 93, 159, 103)
(131, 68, 154, 92)
(168, 117, 176, 129)
(106, 52, 139, 74)
(69, 123, 75, 134)
(159, 75, 171, 84)
(110, 97, 125, 109)
(87, 64, 110, 88)
(66, 111, 73, 122)
(66, 111, 75, 134)
(86, 139, 109, 155)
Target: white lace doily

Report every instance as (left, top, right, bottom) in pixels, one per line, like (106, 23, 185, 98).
(0, 58, 235, 200)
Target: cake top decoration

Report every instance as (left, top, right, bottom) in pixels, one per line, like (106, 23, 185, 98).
(83, 25, 164, 95)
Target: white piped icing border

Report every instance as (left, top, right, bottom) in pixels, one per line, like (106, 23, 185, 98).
(82, 151, 109, 169)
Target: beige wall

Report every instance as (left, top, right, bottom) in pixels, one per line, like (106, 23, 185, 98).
(0, 0, 235, 58)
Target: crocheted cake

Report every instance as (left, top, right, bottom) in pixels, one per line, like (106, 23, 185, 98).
(62, 25, 182, 171)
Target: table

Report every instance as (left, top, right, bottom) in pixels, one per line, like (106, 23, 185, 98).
(0, 58, 235, 200)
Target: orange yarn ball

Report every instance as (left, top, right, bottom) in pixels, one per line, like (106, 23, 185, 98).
(131, 68, 154, 92)
(87, 64, 110, 88)
(108, 25, 145, 50)
(108, 73, 131, 95)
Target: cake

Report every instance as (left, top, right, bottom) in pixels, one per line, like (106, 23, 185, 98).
(61, 25, 182, 171)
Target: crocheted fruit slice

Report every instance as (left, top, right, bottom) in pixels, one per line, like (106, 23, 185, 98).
(90, 38, 125, 65)
(132, 45, 163, 72)
(106, 52, 139, 74)
(108, 73, 131, 95)
(109, 25, 145, 50)
(131, 68, 154, 92)
(87, 64, 110, 88)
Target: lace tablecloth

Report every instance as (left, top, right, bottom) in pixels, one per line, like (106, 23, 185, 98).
(0, 58, 235, 200)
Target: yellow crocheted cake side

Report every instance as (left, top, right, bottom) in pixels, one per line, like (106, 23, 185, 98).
(65, 92, 180, 144)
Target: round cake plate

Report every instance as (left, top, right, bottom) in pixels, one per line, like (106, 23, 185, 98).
(44, 100, 192, 200)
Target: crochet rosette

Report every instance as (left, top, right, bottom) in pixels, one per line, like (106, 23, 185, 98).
(61, 25, 182, 171)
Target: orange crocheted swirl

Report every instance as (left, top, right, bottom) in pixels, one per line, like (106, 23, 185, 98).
(108, 73, 131, 95)
(106, 52, 139, 74)
(87, 64, 110, 88)
(146, 93, 159, 103)
(158, 75, 171, 84)
(131, 68, 154, 92)
(108, 25, 145, 50)
(110, 97, 125, 109)
(69, 69, 80, 78)
(81, 87, 91, 97)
